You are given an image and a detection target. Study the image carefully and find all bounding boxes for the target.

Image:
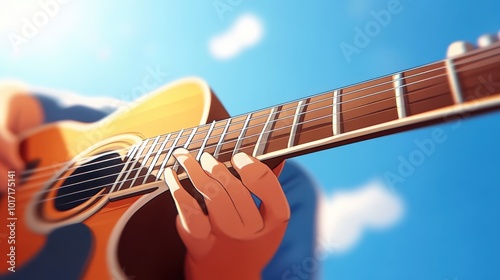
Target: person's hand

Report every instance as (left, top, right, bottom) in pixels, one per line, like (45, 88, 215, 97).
(0, 82, 43, 192)
(164, 148, 290, 280)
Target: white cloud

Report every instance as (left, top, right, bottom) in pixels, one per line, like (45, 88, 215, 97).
(317, 181, 404, 255)
(209, 14, 263, 60)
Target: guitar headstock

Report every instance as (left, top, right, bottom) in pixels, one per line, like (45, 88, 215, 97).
(477, 33, 499, 47)
(447, 32, 499, 58)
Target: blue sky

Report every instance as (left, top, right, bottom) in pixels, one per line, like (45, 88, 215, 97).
(1, 0, 500, 279)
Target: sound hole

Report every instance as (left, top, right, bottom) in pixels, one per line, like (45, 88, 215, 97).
(55, 152, 124, 211)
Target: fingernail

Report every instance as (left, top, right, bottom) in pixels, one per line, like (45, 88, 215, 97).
(173, 148, 189, 156)
(200, 152, 219, 173)
(233, 153, 253, 169)
(164, 168, 179, 192)
(173, 148, 189, 164)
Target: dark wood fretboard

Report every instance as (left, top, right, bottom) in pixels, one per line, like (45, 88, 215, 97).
(110, 41, 500, 194)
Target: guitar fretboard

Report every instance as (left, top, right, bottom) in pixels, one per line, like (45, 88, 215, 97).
(109, 41, 500, 195)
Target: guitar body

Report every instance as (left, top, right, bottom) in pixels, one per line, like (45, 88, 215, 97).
(0, 78, 231, 279)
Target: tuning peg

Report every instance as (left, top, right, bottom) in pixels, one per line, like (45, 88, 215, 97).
(477, 34, 498, 48)
(446, 41, 474, 58)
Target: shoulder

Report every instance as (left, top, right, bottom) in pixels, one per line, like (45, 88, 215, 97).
(32, 88, 126, 123)
(279, 160, 319, 204)
(264, 161, 320, 279)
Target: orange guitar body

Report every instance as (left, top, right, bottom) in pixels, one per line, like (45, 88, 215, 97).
(0, 78, 259, 279)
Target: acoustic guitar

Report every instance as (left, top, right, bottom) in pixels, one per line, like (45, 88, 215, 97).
(1, 36, 499, 279)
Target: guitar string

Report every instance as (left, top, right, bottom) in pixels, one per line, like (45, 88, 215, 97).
(20, 50, 500, 189)
(17, 95, 401, 197)
(32, 57, 500, 207)
(31, 96, 413, 203)
(28, 68, 500, 205)
(22, 67, 446, 184)
(17, 46, 500, 191)
(19, 53, 500, 200)
(19, 45, 499, 178)
(22, 67, 457, 187)
(21, 61, 500, 205)
(24, 45, 500, 182)
(31, 93, 500, 207)
(39, 86, 496, 209)
(17, 61, 446, 178)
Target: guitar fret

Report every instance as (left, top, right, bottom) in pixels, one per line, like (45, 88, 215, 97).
(129, 135, 160, 187)
(196, 120, 216, 161)
(142, 133, 171, 184)
(184, 127, 198, 149)
(118, 139, 149, 190)
(393, 73, 407, 119)
(158, 129, 184, 178)
(233, 113, 252, 155)
(213, 119, 231, 158)
(110, 145, 139, 193)
(172, 128, 198, 171)
(141, 135, 160, 168)
(125, 145, 137, 157)
(445, 58, 464, 104)
(332, 90, 342, 135)
(253, 107, 277, 157)
(288, 100, 305, 148)
(340, 76, 398, 133)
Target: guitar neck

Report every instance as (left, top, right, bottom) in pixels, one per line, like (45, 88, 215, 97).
(112, 40, 500, 194)
(102, 40, 500, 197)
(195, 41, 500, 165)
